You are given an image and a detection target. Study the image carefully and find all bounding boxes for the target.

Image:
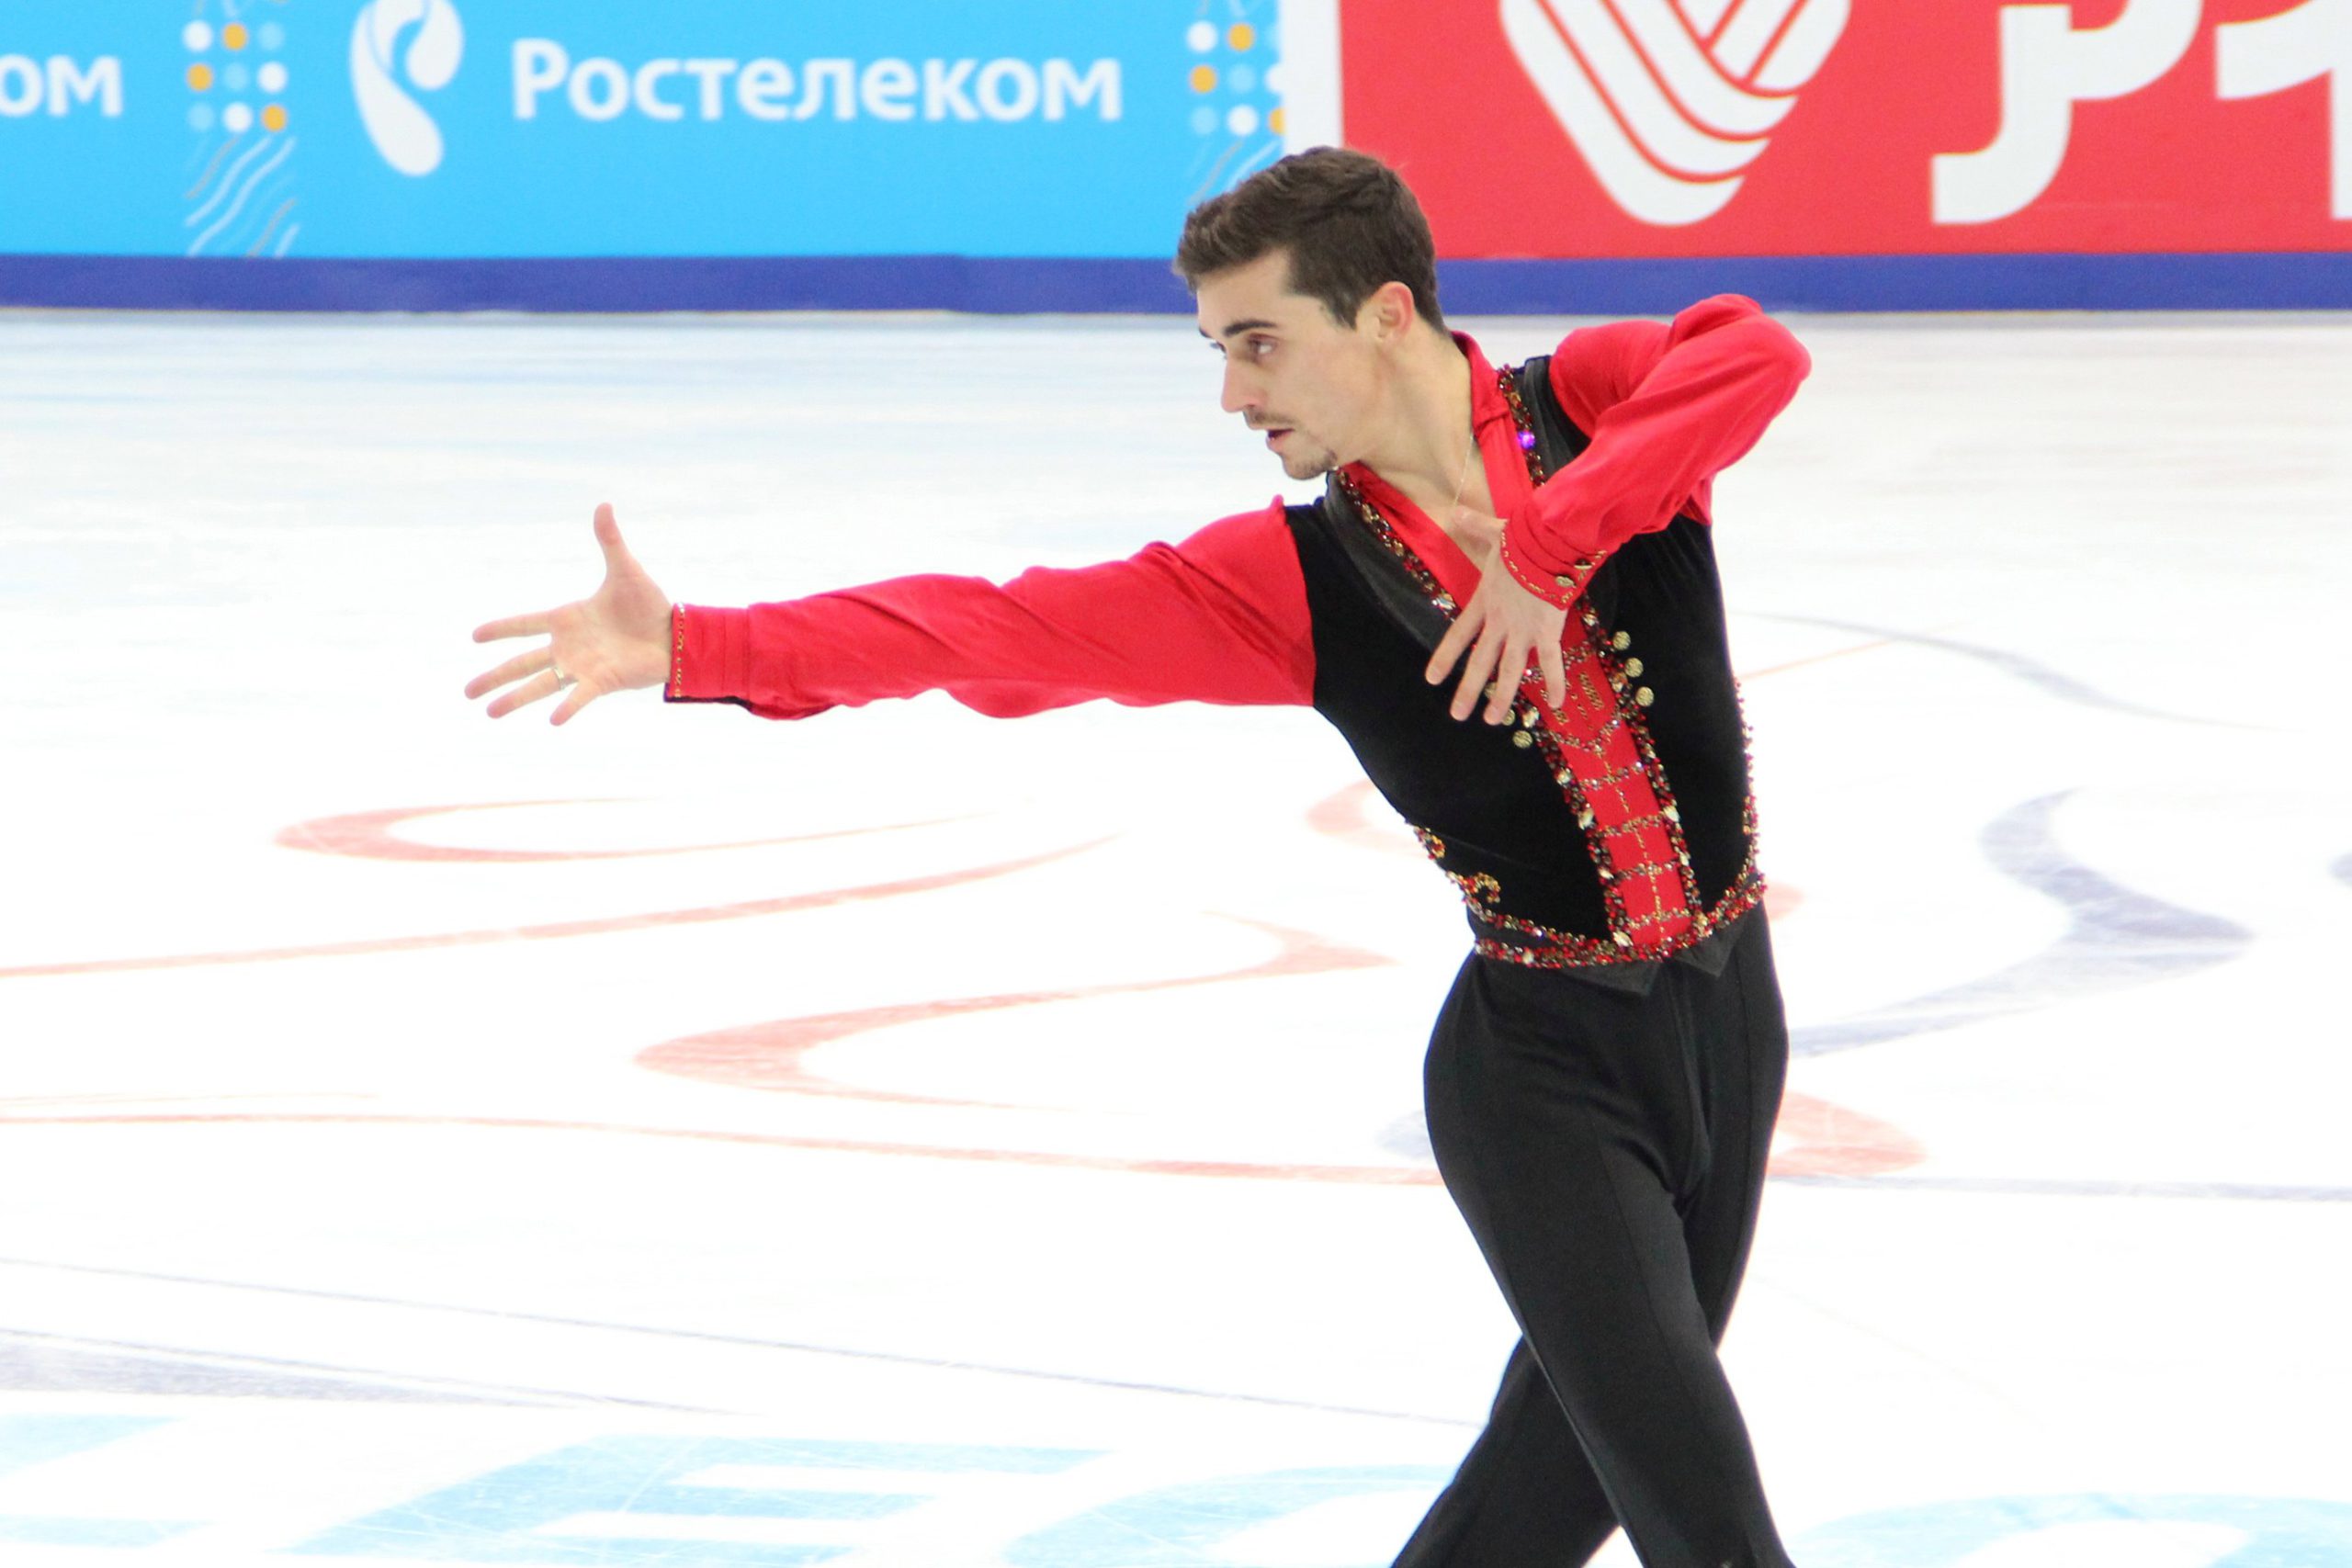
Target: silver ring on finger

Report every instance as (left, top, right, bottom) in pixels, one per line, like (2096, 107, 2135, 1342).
(548, 658, 573, 687)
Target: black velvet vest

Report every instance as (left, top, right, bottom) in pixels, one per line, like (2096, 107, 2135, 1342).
(1283, 356, 1762, 969)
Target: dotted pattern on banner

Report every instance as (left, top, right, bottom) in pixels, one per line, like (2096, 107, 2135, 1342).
(1184, 3, 1286, 205)
(181, 7, 300, 257)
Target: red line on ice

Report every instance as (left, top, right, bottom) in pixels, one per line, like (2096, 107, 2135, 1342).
(0, 840, 1105, 980)
(275, 799, 975, 863)
(638, 918, 1394, 1107)
(0, 1090, 1919, 1183)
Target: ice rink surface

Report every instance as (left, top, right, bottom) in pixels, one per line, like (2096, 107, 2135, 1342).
(2, 306, 2348, 1567)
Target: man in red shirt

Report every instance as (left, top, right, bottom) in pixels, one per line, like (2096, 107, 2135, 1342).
(468, 149, 1810, 1568)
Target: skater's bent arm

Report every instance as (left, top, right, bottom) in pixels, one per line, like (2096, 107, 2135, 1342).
(1501, 295, 1810, 603)
(666, 500, 1314, 720)
(1422, 298, 1808, 724)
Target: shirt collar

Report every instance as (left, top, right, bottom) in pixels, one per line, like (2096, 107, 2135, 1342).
(1334, 330, 1532, 606)
(1456, 331, 1517, 434)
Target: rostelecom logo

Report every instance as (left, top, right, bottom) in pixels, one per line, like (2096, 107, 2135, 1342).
(1499, 0, 1848, 225)
(351, 0, 464, 175)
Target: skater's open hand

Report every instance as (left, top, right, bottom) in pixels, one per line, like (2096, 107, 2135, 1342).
(465, 502, 673, 726)
(1426, 506, 1569, 724)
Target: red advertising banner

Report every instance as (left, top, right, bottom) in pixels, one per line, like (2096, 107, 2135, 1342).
(1341, 0, 2352, 258)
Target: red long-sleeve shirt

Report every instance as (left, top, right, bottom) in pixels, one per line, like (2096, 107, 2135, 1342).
(668, 295, 1808, 723)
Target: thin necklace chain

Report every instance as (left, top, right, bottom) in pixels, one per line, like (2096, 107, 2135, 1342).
(1442, 427, 1479, 525)
(1358, 367, 1532, 531)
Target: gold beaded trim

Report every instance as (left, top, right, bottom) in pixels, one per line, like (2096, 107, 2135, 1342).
(1492, 378, 1593, 610)
(1495, 368, 1552, 485)
(1336, 365, 1763, 965)
(1499, 528, 1596, 612)
(1472, 869, 1765, 970)
(1329, 468, 1455, 617)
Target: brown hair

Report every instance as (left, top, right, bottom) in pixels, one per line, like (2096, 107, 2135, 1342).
(1173, 146, 1445, 333)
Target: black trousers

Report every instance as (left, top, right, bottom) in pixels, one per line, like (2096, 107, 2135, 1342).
(1394, 910, 1794, 1568)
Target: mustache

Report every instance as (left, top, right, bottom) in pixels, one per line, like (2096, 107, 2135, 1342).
(1247, 418, 1295, 432)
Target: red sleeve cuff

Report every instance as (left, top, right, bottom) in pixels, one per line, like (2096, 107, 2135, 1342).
(1498, 523, 1599, 610)
(664, 604, 754, 704)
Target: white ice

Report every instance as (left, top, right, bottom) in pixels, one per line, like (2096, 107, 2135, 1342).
(1, 306, 2348, 1567)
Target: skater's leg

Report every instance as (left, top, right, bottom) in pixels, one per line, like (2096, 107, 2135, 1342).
(1679, 913, 1790, 1345)
(1390, 1337, 1617, 1568)
(1402, 943, 1793, 1568)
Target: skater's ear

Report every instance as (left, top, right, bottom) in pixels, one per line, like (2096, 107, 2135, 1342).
(1354, 279, 1420, 345)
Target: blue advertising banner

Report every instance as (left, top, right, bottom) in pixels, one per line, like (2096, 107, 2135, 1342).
(4, 2, 2337, 310)
(0, 0, 1297, 309)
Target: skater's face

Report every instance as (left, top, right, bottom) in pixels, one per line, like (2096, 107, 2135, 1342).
(1195, 248, 1405, 482)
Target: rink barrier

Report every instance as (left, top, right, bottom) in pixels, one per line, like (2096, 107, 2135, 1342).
(3, 253, 2348, 314)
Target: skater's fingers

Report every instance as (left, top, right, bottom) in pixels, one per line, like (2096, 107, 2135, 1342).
(549, 679, 599, 727)
(1538, 635, 1568, 712)
(483, 668, 564, 719)
(1426, 599, 1483, 686)
(463, 647, 554, 701)
(1485, 635, 1529, 725)
(1450, 621, 1506, 722)
(473, 611, 552, 643)
(593, 502, 634, 571)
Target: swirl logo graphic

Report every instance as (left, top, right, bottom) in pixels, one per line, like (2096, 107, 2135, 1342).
(1499, 0, 1849, 225)
(350, 0, 464, 176)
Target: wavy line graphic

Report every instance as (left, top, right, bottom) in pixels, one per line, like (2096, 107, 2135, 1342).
(188, 136, 296, 255)
(218, 171, 295, 257)
(246, 197, 298, 257)
(1500, 0, 1849, 224)
(182, 136, 242, 201)
(183, 133, 275, 229)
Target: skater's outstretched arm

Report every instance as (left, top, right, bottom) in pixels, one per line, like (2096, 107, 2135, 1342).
(465, 500, 1314, 727)
(466, 502, 673, 726)
(665, 501, 1311, 721)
